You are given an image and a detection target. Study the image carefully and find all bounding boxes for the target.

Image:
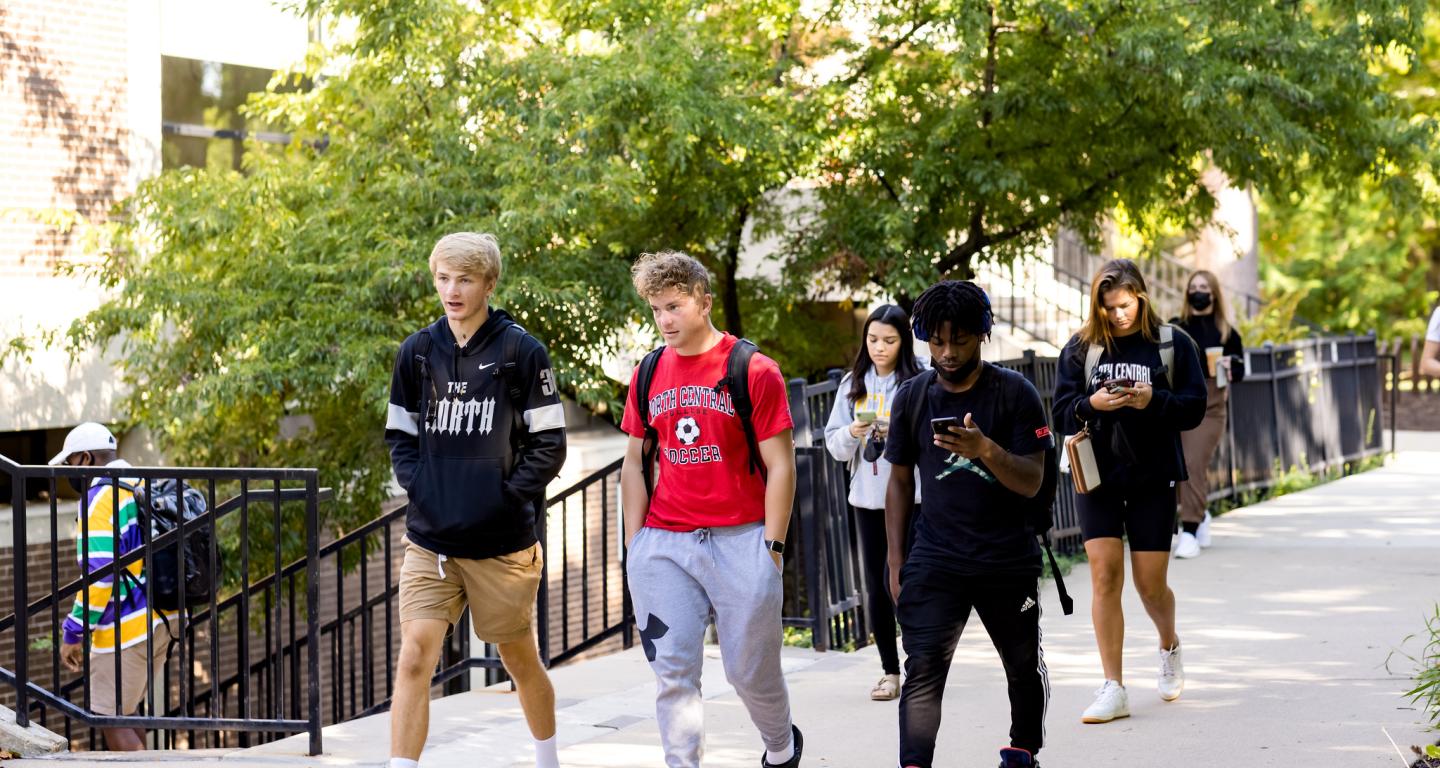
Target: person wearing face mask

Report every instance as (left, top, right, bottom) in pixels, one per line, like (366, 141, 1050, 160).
(1052, 259, 1206, 725)
(1169, 270, 1246, 559)
(823, 304, 923, 702)
(883, 281, 1054, 768)
(48, 422, 175, 751)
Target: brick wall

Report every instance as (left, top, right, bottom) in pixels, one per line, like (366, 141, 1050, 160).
(0, 0, 131, 279)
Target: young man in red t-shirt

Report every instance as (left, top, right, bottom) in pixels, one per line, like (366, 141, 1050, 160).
(620, 251, 803, 768)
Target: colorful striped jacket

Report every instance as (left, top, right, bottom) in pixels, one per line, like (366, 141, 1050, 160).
(61, 461, 173, 653)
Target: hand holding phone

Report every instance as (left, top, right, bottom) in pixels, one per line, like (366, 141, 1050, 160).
(856, 410, 878, 424)
(930, 416, 960, 435)
(1102, 377, 1135, 394)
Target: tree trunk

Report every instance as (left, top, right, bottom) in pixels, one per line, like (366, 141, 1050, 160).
(722, 203, 750, 338)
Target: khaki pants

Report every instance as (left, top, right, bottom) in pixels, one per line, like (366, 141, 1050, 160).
(1178, 379, 1228, 525)
(90, 621, 172, 717)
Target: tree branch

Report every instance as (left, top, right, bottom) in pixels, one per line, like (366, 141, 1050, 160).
(941, 142, 1182, 272)
(839, 11, 935, 87)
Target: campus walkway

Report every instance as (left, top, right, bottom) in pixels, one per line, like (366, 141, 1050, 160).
(11, 434, 1440, 767)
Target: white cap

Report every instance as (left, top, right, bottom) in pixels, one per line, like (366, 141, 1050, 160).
(49, 422, 118, 465)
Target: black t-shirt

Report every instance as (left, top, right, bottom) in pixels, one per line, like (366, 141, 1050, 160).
(884, 364, 1050, 577)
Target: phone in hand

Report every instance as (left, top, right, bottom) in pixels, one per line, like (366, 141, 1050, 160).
(1102, 377, 1136, 394)
(856, 410, 878, 424)
(930, 416, 960, 435)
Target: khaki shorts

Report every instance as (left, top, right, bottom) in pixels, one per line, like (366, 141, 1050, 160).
(90, 621, 172, 717)
(398, 538, 544, 644)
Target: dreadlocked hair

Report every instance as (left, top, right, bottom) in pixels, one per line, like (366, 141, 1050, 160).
(910, 280, 993, 342)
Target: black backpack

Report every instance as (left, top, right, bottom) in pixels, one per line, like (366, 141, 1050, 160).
(113, 479, 219, 611)
(634, 339, 765, 495)
(904, 367, 1073, 615)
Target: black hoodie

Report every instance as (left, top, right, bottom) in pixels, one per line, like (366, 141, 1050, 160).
(1052, 327, 1207, 487)
(385, 310, 567, 559)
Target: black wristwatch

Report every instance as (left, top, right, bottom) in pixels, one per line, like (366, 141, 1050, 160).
(765, 539, 786, 555)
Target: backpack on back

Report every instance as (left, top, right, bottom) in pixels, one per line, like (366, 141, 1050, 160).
(634, 338, 766, 495)
(112, 478, 219, 611)
(903, 367, 1074, 615)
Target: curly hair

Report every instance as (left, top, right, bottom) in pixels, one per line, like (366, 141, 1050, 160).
(910, 280, 993, 342)
(631, 250, 711, 299)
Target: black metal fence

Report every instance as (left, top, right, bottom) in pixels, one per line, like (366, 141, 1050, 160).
(0, 452, 635, 754)
(3, 334, 1387, 749)
(784, 333, 1392, 653)
(0, 459, 325, 754)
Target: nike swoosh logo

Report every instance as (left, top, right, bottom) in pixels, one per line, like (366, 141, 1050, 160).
(478, 363, 495, 372)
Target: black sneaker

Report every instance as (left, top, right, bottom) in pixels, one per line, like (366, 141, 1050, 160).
(998, 746, 1039, 768)
(760, 724, 803, 768)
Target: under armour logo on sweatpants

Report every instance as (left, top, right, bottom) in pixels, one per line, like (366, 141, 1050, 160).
(639, 614, 670, 662)
(1020, 597, 1037, 613)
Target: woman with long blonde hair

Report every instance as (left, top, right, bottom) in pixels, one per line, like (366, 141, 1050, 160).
(1051, 259, 1207, 724)
(1170, 270, 1246, 558)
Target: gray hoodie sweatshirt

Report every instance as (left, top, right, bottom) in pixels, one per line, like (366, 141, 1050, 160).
(824, 369, 922, 510)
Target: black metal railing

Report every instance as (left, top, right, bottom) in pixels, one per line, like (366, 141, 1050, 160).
(978, 230, 1266, 351)
(785, 333, 1390, 653)
(0, 459, 326, 754)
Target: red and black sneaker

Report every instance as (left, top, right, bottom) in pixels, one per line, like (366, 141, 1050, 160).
(999, 746, 1040, 768)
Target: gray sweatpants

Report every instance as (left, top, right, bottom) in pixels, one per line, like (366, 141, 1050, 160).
(626, 523, 793, 768)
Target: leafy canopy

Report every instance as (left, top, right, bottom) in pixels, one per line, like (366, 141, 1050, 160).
(45, 0, 1431, 546)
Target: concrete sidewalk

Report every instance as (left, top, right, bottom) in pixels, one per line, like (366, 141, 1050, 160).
(11, 439, 1440, 767)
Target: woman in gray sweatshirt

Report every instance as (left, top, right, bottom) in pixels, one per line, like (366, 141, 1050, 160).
(824, 304, 923, 702)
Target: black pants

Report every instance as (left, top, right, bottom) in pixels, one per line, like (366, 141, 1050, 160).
(855, 506, 902, 675)
(896, 565, 1047, 767)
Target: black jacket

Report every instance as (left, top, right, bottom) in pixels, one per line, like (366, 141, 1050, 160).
(1052, 327, 1207, 487)
(1171, 315, 1246, 383)
(385, 310, 566, 559)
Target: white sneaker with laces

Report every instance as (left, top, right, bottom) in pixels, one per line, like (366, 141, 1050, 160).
(1196, 511, 1213, 548)
(1159, 642, 1184, 701)
(1081, 680, 1130, 723)
(1174, 531, 1201, 559)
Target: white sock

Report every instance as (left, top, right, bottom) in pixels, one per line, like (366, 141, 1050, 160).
(535, 734, 560, 768)
(388, 759, 420, 768)
(765, 738, 794, 765)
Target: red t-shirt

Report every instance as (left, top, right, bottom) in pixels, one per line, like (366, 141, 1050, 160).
(621, 334, 793, 531)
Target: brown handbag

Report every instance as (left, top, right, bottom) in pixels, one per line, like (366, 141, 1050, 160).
(1064, 425, 1102, 494)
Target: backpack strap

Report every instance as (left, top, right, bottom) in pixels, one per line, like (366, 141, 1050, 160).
(495, 323, 528, 406)
(715, 339, 765, 479)
(904, 369, 936, 452)
(1158, 323, 1175, 378)
(1084, 343, 1103, 389)
(636, 346, 666, 496)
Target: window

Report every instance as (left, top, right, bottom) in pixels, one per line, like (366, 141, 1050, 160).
(160, 56, 305, 171)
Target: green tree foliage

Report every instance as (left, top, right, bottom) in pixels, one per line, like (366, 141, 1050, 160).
(787, 0, 1432, 300)
(58, 0, 834, 541)
(43, 0, 1432, 550)
(1258, 8, 1440, 342)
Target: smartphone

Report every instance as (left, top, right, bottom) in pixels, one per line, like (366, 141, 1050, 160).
(1102, 377, 1135, 394)
(856, 410, 878, 424)
(930, 416, 960, 435)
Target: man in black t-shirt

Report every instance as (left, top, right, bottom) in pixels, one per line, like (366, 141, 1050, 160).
(884, 281, 1052, 768)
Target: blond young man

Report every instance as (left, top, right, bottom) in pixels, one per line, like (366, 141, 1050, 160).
(384, 233, 567, 768)
(619, 251, 803, 768)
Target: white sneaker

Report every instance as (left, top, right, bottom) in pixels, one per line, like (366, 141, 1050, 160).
(1174, 532, 1201, 559)
(1081, 679, 1130, 723)
(1196, 511, 1213, 548)
(1159, 642, 1184, 701)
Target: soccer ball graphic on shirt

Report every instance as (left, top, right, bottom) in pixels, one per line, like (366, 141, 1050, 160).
(675, 417, 701, 446)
